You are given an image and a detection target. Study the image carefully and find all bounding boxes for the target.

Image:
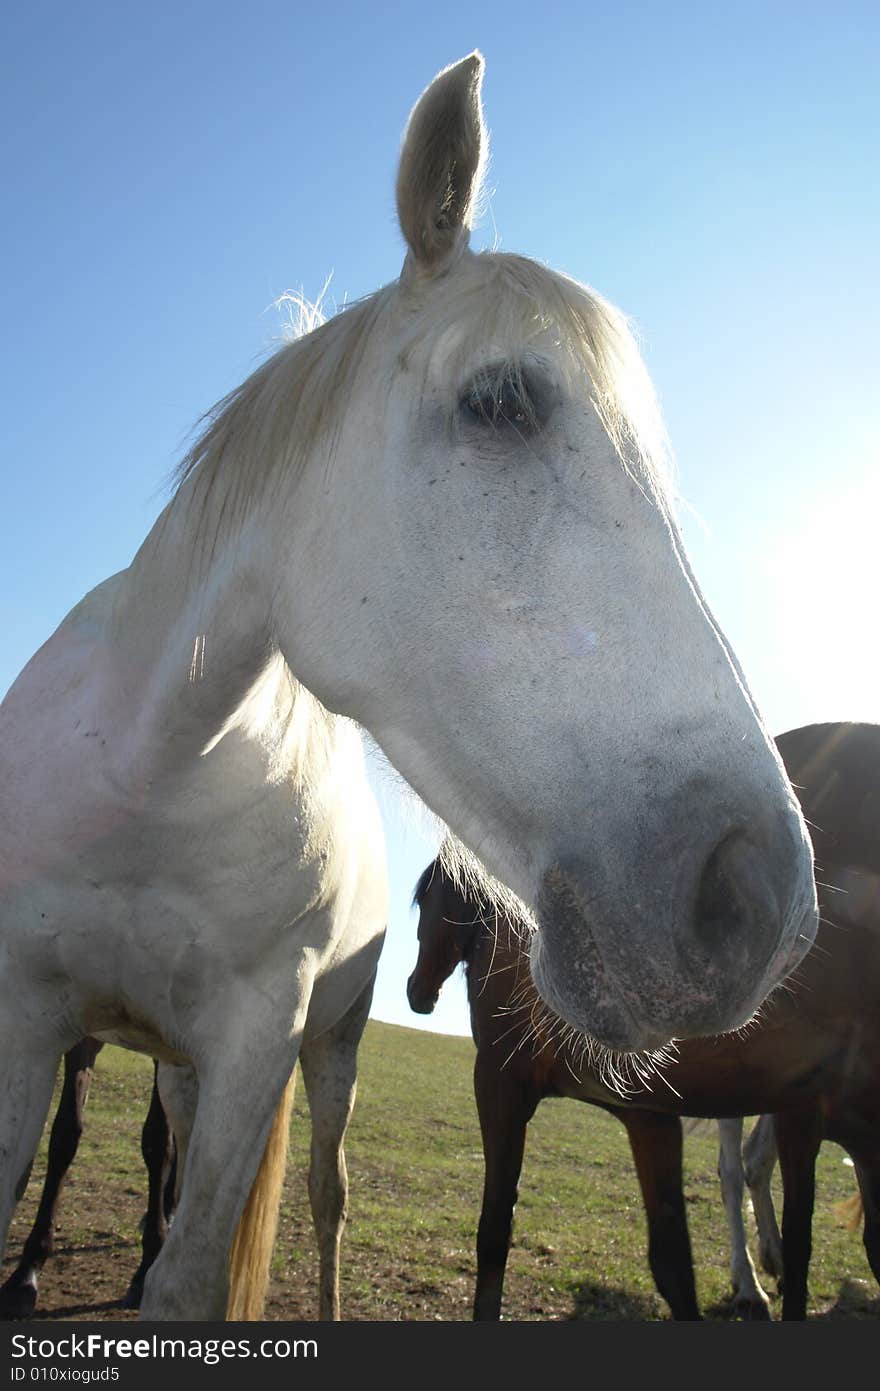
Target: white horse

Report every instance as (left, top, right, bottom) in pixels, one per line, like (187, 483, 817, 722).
(717, 1116, 782, 1317)
(0, 54, 818, 1320)
(718, 1115, 868, 1318)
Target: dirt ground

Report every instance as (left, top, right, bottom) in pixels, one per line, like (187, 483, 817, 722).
(3, 1170, 879, 1325)
(0, 1176, 548, 1324)
(1, 1180, 407, 1323)
(3, 1036, 878, 1325)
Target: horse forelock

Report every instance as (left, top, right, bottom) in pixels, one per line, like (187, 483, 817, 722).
(167, 250, 675, 557)
(400, 252, 675, 507)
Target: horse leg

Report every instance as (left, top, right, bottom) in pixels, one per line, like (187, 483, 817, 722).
(0, 1018, 65, 1282)
(138, 1031, 300, 1321)
(156, 1061, 198, 1205)
(716, 1116, 771, 1319)
(299, 977, 375, 1320)
(742, 1113, 782, 1284)
(122, 1061, 176, 1310)
(846, 1152, 880, 1293)
(472, 1060, 538, 1320)
(0, 1037, 102, 1318)
(623, 1109, 700, 1320)
(162, 1147, 178, 1226)
(775, 1106, 822, 1320)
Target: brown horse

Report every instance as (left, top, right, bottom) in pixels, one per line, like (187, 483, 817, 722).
(408, 722, 880, 1320)
(0, 1044, 176, 1318)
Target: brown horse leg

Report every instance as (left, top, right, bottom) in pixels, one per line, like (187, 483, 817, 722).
(622, 1109, 700, 1320)
(473, 1059, 539, 1320)
(0, 1038, 103, 1319)
(122, 1061, 175, 1310)
(775, 1106, 822, 1320)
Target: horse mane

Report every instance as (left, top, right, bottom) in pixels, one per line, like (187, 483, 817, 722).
(412, 859, 440, 908)
(169, 284, 396, 553)
(429, 835, 535, 939)
(169, 251, 674, 556)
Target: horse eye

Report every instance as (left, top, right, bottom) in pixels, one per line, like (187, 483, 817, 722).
(463, 376, 532, 430)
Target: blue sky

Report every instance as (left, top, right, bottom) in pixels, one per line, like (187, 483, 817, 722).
(2, 2, 878, 1039)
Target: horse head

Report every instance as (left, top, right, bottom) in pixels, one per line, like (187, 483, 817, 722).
(407, 858, 481, 1016)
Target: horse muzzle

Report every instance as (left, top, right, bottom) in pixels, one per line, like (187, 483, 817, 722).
(531, 808, 818, 1054)
(406, 974, 439, 1015)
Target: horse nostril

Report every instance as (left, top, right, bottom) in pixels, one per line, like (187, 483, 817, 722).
(693, 831, 752, 949)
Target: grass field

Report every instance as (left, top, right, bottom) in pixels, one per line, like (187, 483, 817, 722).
(3, 1020, 877, 1322)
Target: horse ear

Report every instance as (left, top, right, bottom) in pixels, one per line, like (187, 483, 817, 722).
(396, 52, 487, 277)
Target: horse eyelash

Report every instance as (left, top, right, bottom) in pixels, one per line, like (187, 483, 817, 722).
(461, 370, 536, 431)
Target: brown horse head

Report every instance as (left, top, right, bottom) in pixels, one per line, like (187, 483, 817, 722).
(407, 860, 484, 1015)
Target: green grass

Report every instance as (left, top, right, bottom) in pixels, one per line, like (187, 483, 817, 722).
(343, 1024, 876, 1320)
(5, 1022, 877, 1321)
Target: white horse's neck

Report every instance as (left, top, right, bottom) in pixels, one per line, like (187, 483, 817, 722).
(91, 484, 296, 785)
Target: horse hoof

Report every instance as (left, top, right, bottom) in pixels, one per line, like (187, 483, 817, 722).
(121, 1278, 144, 1310)
(733, 1297, 772, 1322)
(759, 1253, 784, 1283)
(0, 1280, 39, 1320)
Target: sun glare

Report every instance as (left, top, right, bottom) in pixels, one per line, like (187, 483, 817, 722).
(767, 472, 880, 723)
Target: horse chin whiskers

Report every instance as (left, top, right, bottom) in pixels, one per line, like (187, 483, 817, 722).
(488, 981, 681, 1102)
(723, 1002, 769, 1045)
(484, 906, 684, 1091)
(578, 1035, 682, 1102)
